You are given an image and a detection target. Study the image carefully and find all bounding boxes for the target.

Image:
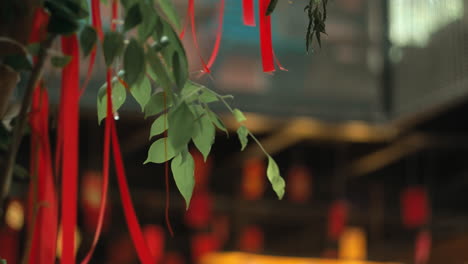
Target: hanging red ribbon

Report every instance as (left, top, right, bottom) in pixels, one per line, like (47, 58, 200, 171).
(259, 0, 275, 72)
(242, 0, 256, 26)
(59, 35, 80, 264)
(28, 87, 58, 264)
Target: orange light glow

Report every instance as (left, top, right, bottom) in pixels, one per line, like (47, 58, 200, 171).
(6, 200, 24, 231)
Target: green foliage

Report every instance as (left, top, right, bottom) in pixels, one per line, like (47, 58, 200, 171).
(97, 78, 127, 123)
(103, 32, 125, 66)
(51, 55, 72, 68)
(79, 25, 97, 57)
(145, 137, 177, 164)
(237, 126, 249, 151)
(156, 0, 182, 30)
(267, 156, 285, 199)
(192, 106, 215, 161)
(305, 0, 328, 52)
(45, 0, 89, 35)
(3, 54, 32, 71)
(168, 102, 195, 153)
(91, 0, 287, 205)
(266, 0, 279, 16)
(123, 38, 145, 87)
(124, 3, 143, 31)
(171, 148, 195, 208)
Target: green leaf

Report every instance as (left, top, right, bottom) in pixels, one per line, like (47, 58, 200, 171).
(124, 3, 142, 31)
(97, 79, 127, 124)
(27, 43, 40, 56)
(48, 15, 79, 35)
(199, 89, 219, 103)
(233, 109, 247, 123)
(130, 76, 152, 111)
(149, 113, 168, 139)
(138, 1, 158, 41)
(51, 55, 72, 68)
(144, 92, 172, 118)
(103, 32, 125, 66)
(267, 156, 285, 199)
(172, 51, 187, 90)
(45, 0, 86, 34)
(147, 47, 173, 94)
(192, 107, 215, 161)
(124, 38, 145, 87)
(266, 0, 278, 16)
(171, 149, 195, 209)
(1, 259, 6, 264)
(168, 102, 195, 152)
(79, 25, 97, 57)
(157, 0, 182, 30)
(3, 54, 32, 71)
(207, 110, 228, 134)
(181, 81, 201, 102)
(144, 137, 177, 164)
(236, 126, 249, 151)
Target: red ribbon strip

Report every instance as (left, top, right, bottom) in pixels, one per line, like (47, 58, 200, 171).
(259, 0, 275, 72)
(59, 35, 80, 264)
(242, 0, 256, 26)
(28, 87, 58, 264)
(205, 0, 225, 70)
(188, 0, 210, 73)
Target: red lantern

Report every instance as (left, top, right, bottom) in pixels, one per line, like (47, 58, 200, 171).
(286, 165, 312, 203)
(239, 226, 264, 253)
(401, 186, 429, 229)
(185, 192, 213, 229)
(143, 225, 165, 262)
(191, 233, 221, 262)
(414, 229, 431, 264)
(81, 171, 110, 233)
(327, 200, 348, 240)
(164, 252, 185, 264)
(241, 159, 266, 200)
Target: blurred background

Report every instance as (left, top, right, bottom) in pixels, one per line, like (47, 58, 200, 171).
(2, 0, 468, 263)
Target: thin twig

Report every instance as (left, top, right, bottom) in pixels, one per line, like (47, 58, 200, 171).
(0, 34, 56, 208)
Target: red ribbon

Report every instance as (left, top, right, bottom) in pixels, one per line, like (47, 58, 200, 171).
(259, 0, 275, 72)
(242, 0, 256, 26)
(205, 0, 225, 71)
(28, 87, 58, 264)
(59, 35, 80, 264)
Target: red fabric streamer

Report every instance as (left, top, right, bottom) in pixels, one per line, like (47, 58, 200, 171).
(242, 0, 256, 26)
(28, 87, 58, 264)
(111, 0, 119, 31)
(59, 35, 80, 264)
(29, 8, 50, 43)
(205, 0, 225, 70)
(91, 0, 104, 41)
(142, 225, 165, 262)
(0, 227, 20, 264)
(188, 0, 210, 73)
(259, 0, 275, 72)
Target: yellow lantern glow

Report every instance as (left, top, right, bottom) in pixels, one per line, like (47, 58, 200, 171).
(339, 227, 367, 260)
(5, 200, 24, 231)
(56, 226, 82, 258)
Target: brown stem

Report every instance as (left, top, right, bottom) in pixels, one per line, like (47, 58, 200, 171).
(0, 34, 56, 210)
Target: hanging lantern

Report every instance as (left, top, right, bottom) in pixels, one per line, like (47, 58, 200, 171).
(191, 233, 221, 262)
(338, 227, 367, 260)
(239, 226, 264, 253)
(185, 192, 214, 229)
(81, 171, 110, 233)
(327, 200, 348, 241)
(414, 229, 431, 264)
(401, 186, 429, 229)
(241, 158, 266, 200)
(192, 150, 213, 192)
(143, 225, 165, 262)
(286, 165, 312, 203)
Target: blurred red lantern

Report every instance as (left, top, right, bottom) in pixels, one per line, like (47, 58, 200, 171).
(286, 165, 312, 203)
(81, 171, 110, 233)
(213, 215, 230, 244)
(143, 225, 165, 262)
(191, 233, 221, 262)
(239, 226, 264, 253)
(107, 235, 136, 264)
(327, 200, 348, 240)
(0, 226, 19, 264)
(414, 229, 431, 264)
(185, 192, 213, 229)
(401, 186, 429, 229)
(241, 158, 266, 200)
(192, 150, 213, 191)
